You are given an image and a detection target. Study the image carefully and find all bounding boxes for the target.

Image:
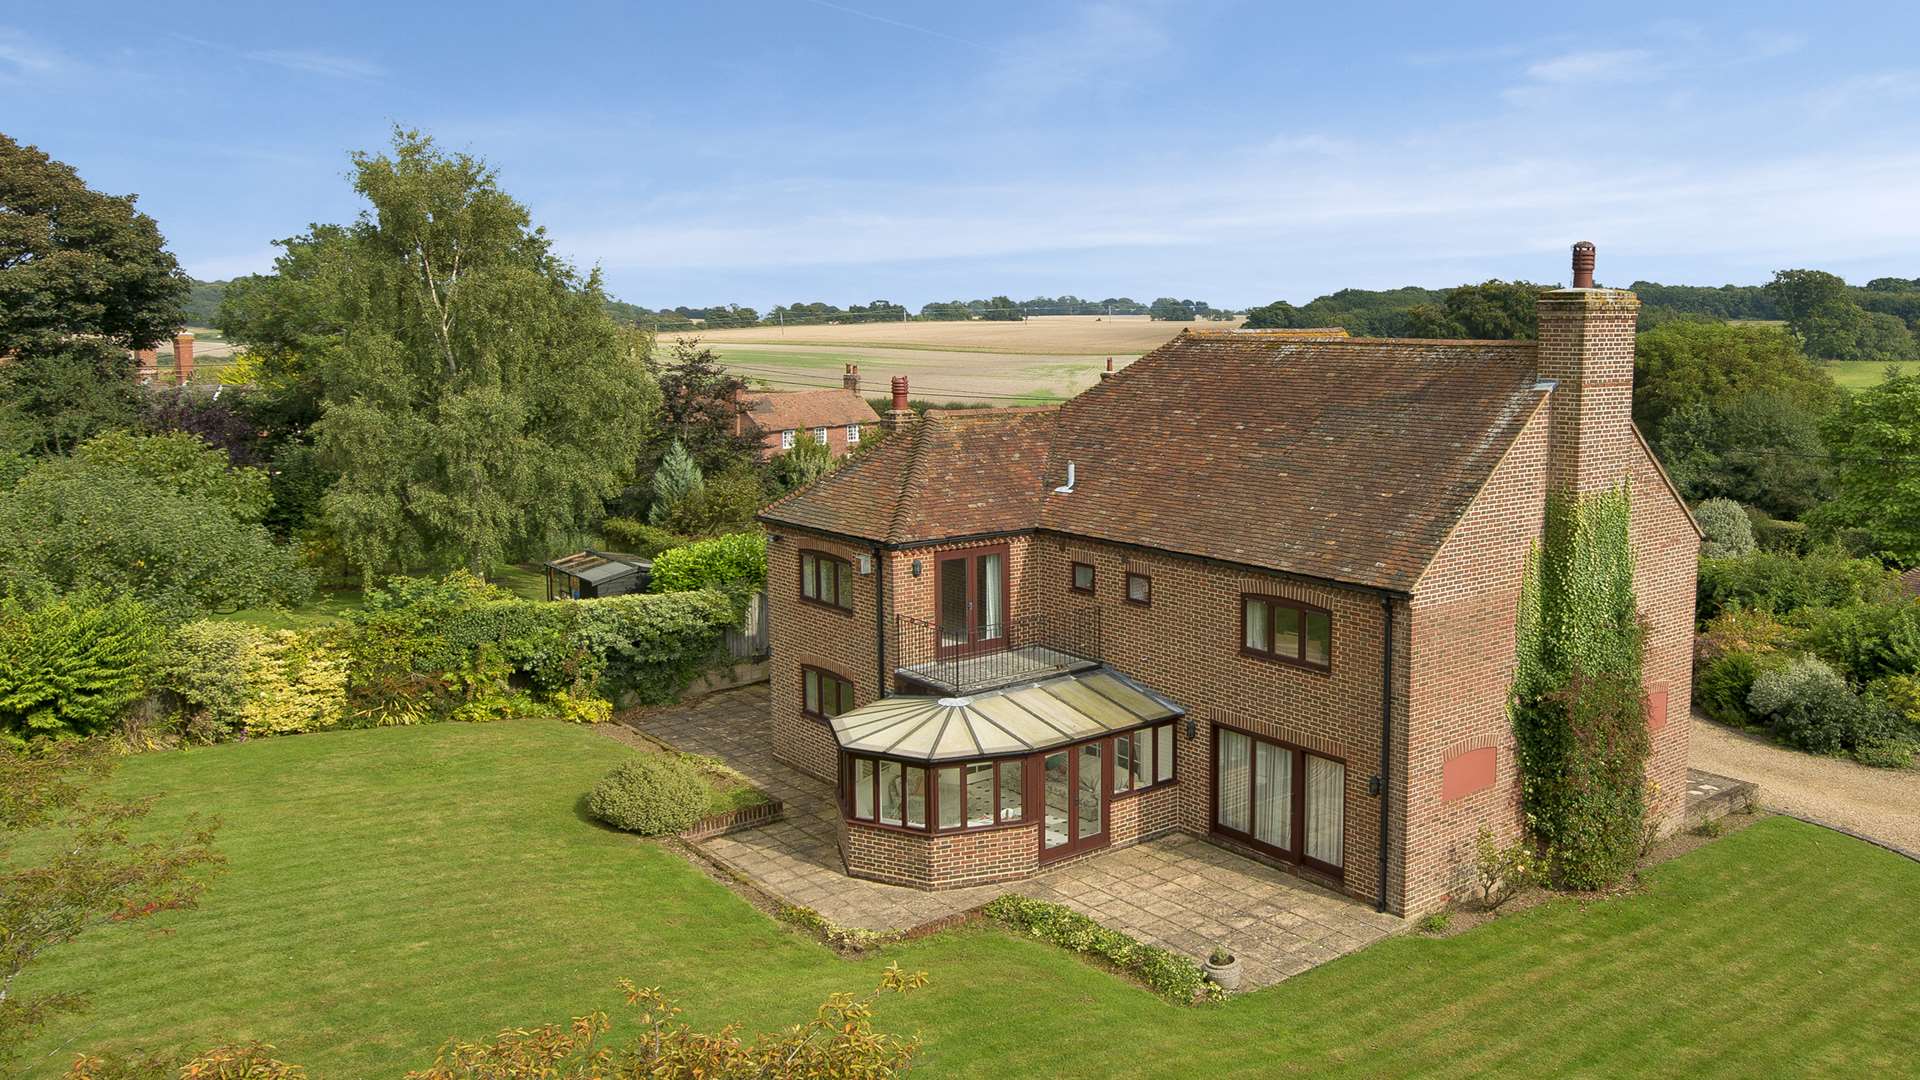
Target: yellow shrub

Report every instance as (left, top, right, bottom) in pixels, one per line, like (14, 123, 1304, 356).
(239, 631, 348, 735)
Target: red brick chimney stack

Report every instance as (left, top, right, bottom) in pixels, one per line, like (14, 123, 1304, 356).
(172, 332, 195, 386)
(843, 363, 861, 393)
(1100, 356, 1114, 381)
(1536, 242, 1639, 495)
(885, 375, 914, 428)
(134, 348, 159, 383)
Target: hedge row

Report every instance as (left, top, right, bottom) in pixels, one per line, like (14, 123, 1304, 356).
(982, 896, 1218, 1002)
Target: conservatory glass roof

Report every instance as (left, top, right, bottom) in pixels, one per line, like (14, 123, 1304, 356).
(829, 667, 1183, 764)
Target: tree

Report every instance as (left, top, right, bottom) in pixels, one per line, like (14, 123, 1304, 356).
(647, 439, 703, 525)
(223, 130, 658, 580)
(768, 430, 834, 494)
(1148, 297, 1196, 322)
(648, 337, 755, 473)
(1765, 269, 1919, 361)
(0, 741, 222, 1066)
(1405, 280, 1544, 340)
(1811, 371, 1920, 565)
(0, 134, 189, 455)
(1242, 300, 1300, 329)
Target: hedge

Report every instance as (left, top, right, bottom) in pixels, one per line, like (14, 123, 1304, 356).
(601, 517, 690, 560)
(982, 896, 1217, 1002)
(648, 531, 768, 606)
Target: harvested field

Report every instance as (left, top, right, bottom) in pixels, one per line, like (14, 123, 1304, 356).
(670, 313, 1240, 355)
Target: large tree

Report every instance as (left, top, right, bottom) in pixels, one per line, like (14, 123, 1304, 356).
(0, 134, 188, 455)
(224, 130, 658, 579)
(1811, 371, 1920, 565)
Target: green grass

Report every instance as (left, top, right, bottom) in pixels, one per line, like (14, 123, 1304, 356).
(1824, 359, 1920, 391)
(17, 722, 1920, 1077)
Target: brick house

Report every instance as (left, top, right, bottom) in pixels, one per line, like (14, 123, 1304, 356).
(736, 366, 880, 460)
(757, 245, 1697, 916)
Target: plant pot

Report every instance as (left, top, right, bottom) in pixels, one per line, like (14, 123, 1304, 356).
(1202, 954, 1242, 993)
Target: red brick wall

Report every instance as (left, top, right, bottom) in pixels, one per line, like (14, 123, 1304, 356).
(1630, 435, 1698, 835)
(748, 423, 860, 462)
(768, 527, 880, 780)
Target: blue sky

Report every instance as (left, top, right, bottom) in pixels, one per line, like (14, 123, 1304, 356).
(6, 1, 1920, 309)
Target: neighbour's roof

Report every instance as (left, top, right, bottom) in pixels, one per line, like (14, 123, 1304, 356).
(829, 667, 1183, 763)
(544, 549, 646, 585)
(760, 407, 1058, 543)
(742, 389, 878, 432)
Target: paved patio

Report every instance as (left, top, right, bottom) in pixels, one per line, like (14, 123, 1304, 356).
(624, 683, 1401, 989)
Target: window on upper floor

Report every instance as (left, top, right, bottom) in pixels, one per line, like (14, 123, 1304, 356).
(781, 429, 796, 450)
(847, 423, 861, 445)
(1241, 595, 1331, 670)
(1071, 562, 1095, 594)
(814, 426, 828, 444)
(800, 550, 853, 612)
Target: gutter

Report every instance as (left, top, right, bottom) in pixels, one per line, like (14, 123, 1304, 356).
(1377, 595, 1395, 914)
(872, 541, 888, 700)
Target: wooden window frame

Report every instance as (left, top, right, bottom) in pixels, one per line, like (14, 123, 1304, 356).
(1110, 721, 1178, 799)
(1208, 723, 1345, 879)
(798, 550, 854, 614)
(1124, 572, 1152, 607)
(800, 665, 855, 722)
(842, 752, 1029, 835)
(814, 425, 828, 444)
(1239, 594, 1332, 672)
(1069, 561, 1096, 595)
(780, 429, 796, 450)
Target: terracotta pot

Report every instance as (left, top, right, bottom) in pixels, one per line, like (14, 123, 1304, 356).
(1203, 954, 1242, 992)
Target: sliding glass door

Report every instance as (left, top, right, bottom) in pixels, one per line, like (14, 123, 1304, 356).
(1212, 727, 1344, 875)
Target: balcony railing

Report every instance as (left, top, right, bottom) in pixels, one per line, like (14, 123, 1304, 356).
(893, 606, 1103, 695)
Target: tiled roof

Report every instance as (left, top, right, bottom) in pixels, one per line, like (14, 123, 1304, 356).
(1042, 332, 1546, 591)
(742, 389, 878, 431)
(760, 407, 1058, 544)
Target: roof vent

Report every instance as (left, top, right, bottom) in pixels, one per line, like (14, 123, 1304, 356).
(1053, 461, 1076, 494)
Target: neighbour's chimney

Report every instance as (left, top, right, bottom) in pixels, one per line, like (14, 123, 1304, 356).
(1536, 242, 1639, 495)
(1099, 356, 1114, 381)
(843, 363, 861, 393)
(134, 348, 159, 383)
(172, 332, 195, 386)
(885, 375, 915, 428)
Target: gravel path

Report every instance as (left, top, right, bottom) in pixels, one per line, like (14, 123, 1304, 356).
(1691, 711, 1920, 853)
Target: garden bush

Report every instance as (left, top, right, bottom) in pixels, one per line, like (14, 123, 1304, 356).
(983, 895, 1218, 1002)
(585, 754, 711, 835)
(1696, 549, 1896, 623)
(158, 621, 348, 739)
(1797, 601, 1920, 684)
(0, 593, 163, 745)
(1746, 511, 1812, 555)
(598, 517, 688, 560)
(1694, 498, 1756, 559)
(1747, 656, 1903, 756)
(1694, 650, 1768, 727)
(648, 530, 768, 604)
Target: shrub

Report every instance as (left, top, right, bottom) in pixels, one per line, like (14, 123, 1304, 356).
(67, 1043, 305, 1079)
(585, 755, 711, 835)
(654, 460, 767, 537)
(158, 622, 347, 739)
(1472, 827, 1540, 911)
(647, 530, 768, 603)
(1517, 672, 1651, 889)
(0, 593, 163, 745)
(1747, 656, 1903, 755)
(646, 439, 703, 525)
(1417, 912, 1452, 934)
(599, 518, 688, 560)
(1694, 498, 1756, 558)
(1694, 650, 1768, 727)
(1696, 549, 1895, 623)
(983, 895, 1219, 1002)
(1747, 511, 1812, 555)
(1798, 601, 1920, 684)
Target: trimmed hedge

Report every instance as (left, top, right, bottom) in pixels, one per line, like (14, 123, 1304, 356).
(648, 531, 767, 604)
(983, 896, 1218, 1002)
(586, 755, 710, 835)
(600, 518, 690, 560)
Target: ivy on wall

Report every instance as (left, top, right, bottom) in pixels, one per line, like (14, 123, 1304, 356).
(1510, 486, 1652, 890)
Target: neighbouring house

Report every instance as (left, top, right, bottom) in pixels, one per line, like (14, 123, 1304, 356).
(757, 244, 1697, 916)
(543, 549, 649, 600)
(736, 365, 881, 460)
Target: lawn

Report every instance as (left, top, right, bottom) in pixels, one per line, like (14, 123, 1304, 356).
(1824, 359, 1919, 391)
(16, 719, 1919, 1077)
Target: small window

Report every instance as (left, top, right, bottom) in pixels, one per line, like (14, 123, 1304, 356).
(802, 666, 854, 719)
(1125, 572, 1151, 605)
(814, 426, 828, 444)
(1071, 562, 1095, 594)
(1242, 595, 1331, 670)
(1111, 723, 1177, 796)
(847, 423, 861, 445)
(781, 429, 796, 450)
(799, 551, 852, 612)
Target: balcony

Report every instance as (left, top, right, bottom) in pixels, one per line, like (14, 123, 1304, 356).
(892, 606, 1103, 696)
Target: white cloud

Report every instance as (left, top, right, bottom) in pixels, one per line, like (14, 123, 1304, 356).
(245, 48, 381, 80)
(1524, 48, 1655, 85)
(0, 27, 70, 81)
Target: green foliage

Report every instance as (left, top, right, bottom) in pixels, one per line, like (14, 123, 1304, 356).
(1796, 601, 1920, 685)
(0, 134, 188, 456)
(767, 430, 835, 494)
(983, 896, 1219, 1003)
(652, 460, 766, 537)
(1747, 511, 1812, 555)
(646, 531, 768, 605)
(646, 439, 703, 525)
(584, 755, 710, 835)
(1809, 372, 1920, 564)
(1747, 656, 1904, 756)
(1404, 280, 1545, 340)
(1694, 651, 1767, 727)
(598, 518, 687, 560)
(1767, 269, 1920, 362)
(645, 338, 756, 478)
(1472, 827, 1541, 911)
(1693, 499, 1756, 559)
(75, 430, 273, 523)
(1416, 912, 1451, 934)
(0, 594, 164, 745)
(0, 449, 313, 623)
(157, 621, 347, 740)
(1510, 488, 1649, 891)
(1695, 549, 1894, 623)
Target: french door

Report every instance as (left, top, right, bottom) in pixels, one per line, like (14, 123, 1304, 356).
(1212, 727, 1345, 876)
(935, 546, 1009, 658)
(1039, 741, 1107, 863)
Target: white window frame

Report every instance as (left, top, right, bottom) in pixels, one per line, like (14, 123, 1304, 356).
(847, 423, 861, 445)
(814, 426, 828, 444)
(780, 429, 796, 450)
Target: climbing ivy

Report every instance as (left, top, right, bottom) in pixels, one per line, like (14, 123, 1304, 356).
(1510, 486, 1651, 890)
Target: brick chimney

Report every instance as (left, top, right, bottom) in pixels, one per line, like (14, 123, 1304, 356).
(1536, 242, 1639, 495)
(885, 375, 915, 428)
(134, 348, 159, 383)
(843, 363, 861, 393)
(171, 333, 195, 386)
(1099, 356, 1114, 381)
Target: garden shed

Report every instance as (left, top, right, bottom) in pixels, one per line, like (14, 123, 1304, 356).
(544, 550, 649, 600)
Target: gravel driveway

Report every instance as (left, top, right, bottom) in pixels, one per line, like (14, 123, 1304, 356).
(1691, 712, 1920, 854)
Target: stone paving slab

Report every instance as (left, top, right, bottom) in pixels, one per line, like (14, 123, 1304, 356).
(624, 683, 1402, 990)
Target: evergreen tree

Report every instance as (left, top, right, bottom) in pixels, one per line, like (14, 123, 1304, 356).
(647, 439, 704, 525)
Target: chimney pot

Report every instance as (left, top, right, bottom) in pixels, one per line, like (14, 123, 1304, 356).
(843, 363, 861, 394)
(885, 375, 914, 428)
(1100, 356, 1114, 381)
(1571, 241, 1596, 289)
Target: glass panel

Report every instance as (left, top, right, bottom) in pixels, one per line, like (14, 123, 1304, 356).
(804, 670, 819, 715)
(1275, 606, 1301, 659)
(1156, 724, 1174, 783)
(1217, 730, 1251, 833)
(848, 424, 860, 444)
(1133, 728, 1153, 789)
(837, 678, 855, 716)
(967, 762, 994, 827)
(938, 767, 962, 829)
(854, 758, 875, 820)
(821, 560, 838, 607)
(1113, 734, 1132, 793)
(905, 766, 927, 829)
(1244, 597, 1267, 651)
(1306, 756, 1345, 867)
(801, 554, 817, 598)
(1305, 611, 1331, 667)
(1073, 563, 1094, 591)
(1127, 574, 1150, 603)
(979, 554, 1005, 641)
(1253, 741, 1293, 850)
(999, 759, 1024, 822)
(1077, 742, 1103, 839)
(938, 559, 969, 647)
(1043, 752, 1069, 849)
(879, 760, 903, 825)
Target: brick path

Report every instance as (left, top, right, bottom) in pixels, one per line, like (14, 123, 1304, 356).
(625, 684, 1400, 989)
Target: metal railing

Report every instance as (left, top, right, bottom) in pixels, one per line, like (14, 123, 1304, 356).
(893, 606, 1102, 694)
